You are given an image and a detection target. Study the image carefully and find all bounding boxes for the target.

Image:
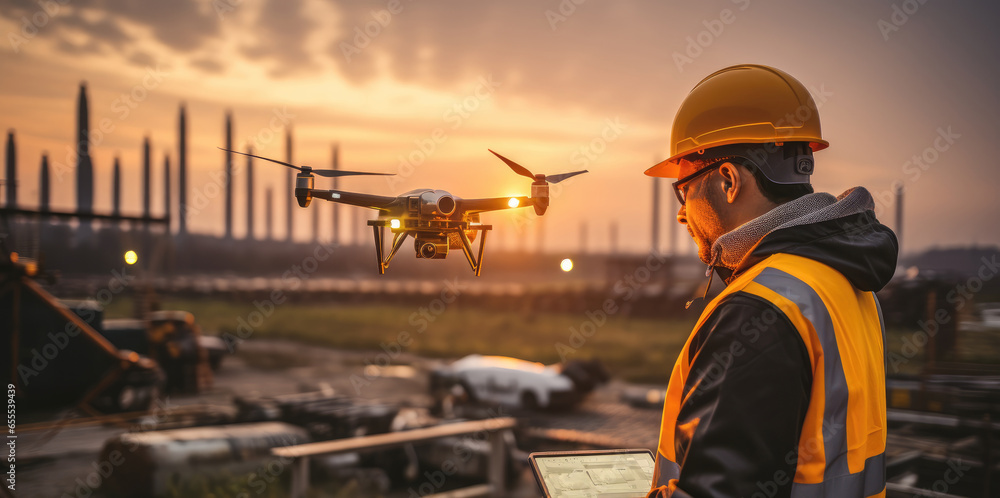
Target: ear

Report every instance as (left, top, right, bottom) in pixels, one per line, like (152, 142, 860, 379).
(719, 162, 742, 204)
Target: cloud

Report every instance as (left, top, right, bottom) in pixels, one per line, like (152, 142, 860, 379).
(127, 50, 157, 68)
(327, 1, 684, 121)
(59, 13, 132, 47)
(1, 0, 222, 56)
(189, 57, 225, 74)
(238, 0, 318, 77)
(54, 38, 104, 57)
(94, 0, 221, 52)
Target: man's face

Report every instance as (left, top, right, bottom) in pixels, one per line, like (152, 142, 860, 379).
(676, 159, 727, 265)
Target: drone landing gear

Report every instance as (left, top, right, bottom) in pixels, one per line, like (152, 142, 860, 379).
(368, 221, 410, 275)
(456, 225, 491, 277)
(367, 221, 492, 276)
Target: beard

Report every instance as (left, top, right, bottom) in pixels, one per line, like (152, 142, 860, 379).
(687, 186, 727, 265)
(691, 225, 714, 265)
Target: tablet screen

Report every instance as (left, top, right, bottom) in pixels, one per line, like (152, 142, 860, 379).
(529, 449, 655, 498)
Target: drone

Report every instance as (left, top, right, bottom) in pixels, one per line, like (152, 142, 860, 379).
(219, 147, 587, 276)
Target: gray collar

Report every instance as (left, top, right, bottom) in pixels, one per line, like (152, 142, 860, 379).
(709, 187, 877, 271)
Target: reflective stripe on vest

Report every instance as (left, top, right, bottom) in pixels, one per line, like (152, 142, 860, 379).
(653, 454, 680, 487)
(652, 254, 887, 497)
(752, 267, 886, 497)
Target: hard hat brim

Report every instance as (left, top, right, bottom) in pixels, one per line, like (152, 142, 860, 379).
(645, 138, 829, 178)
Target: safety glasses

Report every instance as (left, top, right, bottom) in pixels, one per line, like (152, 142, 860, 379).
(671, 157, 750, 206)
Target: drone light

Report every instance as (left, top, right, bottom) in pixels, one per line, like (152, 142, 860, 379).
(124, 250, 138, 265)
(390, 219, 401, 229)
(508, 197, 519, 208)
(560, 258, 573, 272)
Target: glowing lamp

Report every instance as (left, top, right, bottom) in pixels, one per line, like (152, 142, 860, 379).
(560, 258, 573, 272)
(508, 197, 519, 208)
(124, 250, 138, 265)
(390, 219, 401, 229)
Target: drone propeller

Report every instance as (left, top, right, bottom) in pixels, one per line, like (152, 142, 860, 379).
(218, 148, 392, 178)
(488, 149, 587, 184)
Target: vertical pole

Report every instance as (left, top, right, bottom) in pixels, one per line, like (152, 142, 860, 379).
(984, 413, 992, 498)
(142, 136, 151, 219)
(312, 196, 319, 242)
(285, 125, 294, 242)
(112, 157, 121, 217)
(224, 113, 233, 239)
(895, 182, 903, 257)
(290, 456, 309, 498)
(178, 104, 187, 236)
(488, 430, 507, 496)
(10, 283, 20, 392)
(76, 83, 94, 229)
(652, 176, 660, 255)
(5, 130, 15, 207)
(668, 186, 678, 257)
(331, 144, 340, 245)
(39, 153, 50, 212)
(163, 153, 171, 231)
(246, 146, 254, 240)
(925, 291, 937, 366)
(265, 187, 273, 241)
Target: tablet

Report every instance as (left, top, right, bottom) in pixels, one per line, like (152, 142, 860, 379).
(528, 449, 655, 498)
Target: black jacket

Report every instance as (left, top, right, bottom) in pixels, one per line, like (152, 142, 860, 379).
(659, 200, 897, 498)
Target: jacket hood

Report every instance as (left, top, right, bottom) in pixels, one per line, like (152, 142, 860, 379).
(711, 187, 899, 292)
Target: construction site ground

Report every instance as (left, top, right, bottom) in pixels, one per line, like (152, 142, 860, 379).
(16, 338, 663, 497)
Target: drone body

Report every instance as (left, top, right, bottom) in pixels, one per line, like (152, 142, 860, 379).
(220, 148, 586, 276)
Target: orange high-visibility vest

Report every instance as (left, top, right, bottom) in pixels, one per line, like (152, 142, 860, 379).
(653, 253, 887, 497)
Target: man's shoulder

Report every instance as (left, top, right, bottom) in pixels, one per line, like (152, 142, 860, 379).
(690, 291, 807, 361)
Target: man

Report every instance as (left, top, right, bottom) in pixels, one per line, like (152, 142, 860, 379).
(645, 64, 898, 497)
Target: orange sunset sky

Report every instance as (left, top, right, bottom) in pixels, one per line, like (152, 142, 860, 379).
(1, 0, 998, 255)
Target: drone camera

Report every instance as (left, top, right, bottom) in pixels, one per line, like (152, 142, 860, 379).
(295, 173, 314, 208)
(415, 237, 449, 259)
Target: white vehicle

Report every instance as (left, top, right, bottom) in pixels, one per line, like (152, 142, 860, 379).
(430, 355, 608, 411)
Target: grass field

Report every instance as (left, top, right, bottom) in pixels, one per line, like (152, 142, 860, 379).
(103, 296, 1000, 383)
(103, 297, 699, 384)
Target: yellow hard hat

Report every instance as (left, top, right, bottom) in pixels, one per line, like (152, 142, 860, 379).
(646, 64, 829, 178)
